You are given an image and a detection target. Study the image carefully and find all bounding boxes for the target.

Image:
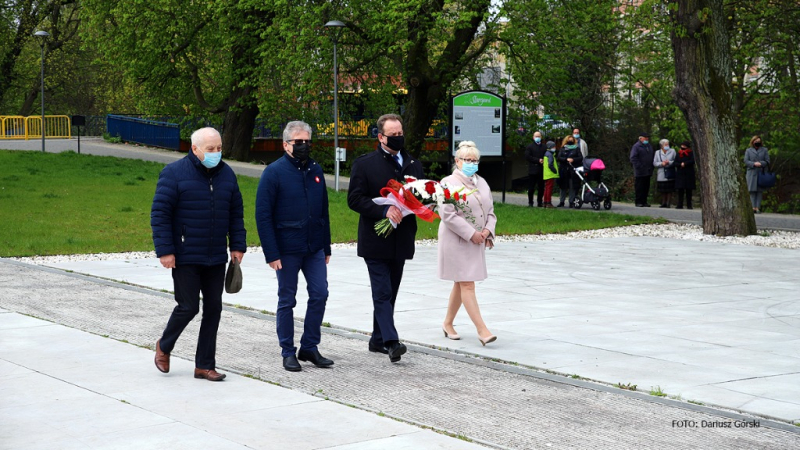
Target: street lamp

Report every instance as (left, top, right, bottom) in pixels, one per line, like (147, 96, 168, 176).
(324, 20, 345, 191)
(34, 30, 49, 153)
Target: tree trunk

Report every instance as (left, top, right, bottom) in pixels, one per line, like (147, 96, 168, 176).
(670, 0, 756, 235)
(403, 82, 438, 160)
(221, 88, 259, 161)
(18, 79, 40, 117)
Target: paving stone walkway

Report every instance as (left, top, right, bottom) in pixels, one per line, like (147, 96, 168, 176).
(2, 260, 798, 449)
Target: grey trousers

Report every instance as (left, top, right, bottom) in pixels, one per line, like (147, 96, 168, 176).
(749, 191, 763, 209)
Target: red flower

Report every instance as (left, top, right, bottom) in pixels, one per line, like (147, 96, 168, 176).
(454, 192, 460, 201)
(425, 181, 436, 194)
(444, 189, 451, 200)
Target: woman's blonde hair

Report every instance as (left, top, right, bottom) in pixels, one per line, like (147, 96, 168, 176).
(455, 141, 480, 161)
(562, 135, 575, 146)
(749, 135, 762, 147)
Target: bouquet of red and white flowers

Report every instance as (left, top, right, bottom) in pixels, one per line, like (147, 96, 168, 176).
(372, 175, 474, 237)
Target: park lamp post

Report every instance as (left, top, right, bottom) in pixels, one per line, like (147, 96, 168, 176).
(34, 30, 49, 153)
(324, 20, 345, 191)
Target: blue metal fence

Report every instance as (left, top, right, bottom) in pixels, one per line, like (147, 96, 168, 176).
(106, 115, 180, 150)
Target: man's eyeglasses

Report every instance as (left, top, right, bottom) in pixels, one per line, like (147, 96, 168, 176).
(288, 139, 312, 145)
(460, 158, 479, 164)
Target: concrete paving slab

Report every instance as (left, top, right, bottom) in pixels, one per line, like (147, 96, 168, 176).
(327, 432, 482, 450)
(0, 311, 487, 450)
(3, 261, 800, 448)
(22, 235, 800, 423)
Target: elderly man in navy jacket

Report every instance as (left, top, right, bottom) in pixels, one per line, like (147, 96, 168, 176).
(151, 127, 246, 381)
(630, 132, 655, 207)
(347, 113, 424, 363)
(256, 121, 333, 372)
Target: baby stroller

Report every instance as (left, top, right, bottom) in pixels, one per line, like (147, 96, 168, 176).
(573, 157, 612, 210)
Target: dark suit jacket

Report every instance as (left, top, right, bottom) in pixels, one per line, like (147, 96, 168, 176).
(347, 146, 424, 260)
(524, 141, 546, 175)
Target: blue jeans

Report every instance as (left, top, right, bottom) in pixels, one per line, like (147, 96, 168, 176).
(275, 250, 328, 357)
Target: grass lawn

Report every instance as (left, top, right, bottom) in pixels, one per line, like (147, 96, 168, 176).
(0, 151, 661, 257)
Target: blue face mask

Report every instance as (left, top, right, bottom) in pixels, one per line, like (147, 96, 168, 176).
(643, 140, 649, 145)
(201, 151, 221, 168)
(534, 137, 542, 144)
(573, 134, 580, 139)
(461, 162, 479, 177)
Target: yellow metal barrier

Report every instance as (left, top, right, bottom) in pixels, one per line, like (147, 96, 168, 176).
(0, 116, 27, 139)
(0, 115, 71, 139)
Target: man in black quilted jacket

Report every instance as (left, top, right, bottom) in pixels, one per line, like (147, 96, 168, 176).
(150, 127, 247, 381)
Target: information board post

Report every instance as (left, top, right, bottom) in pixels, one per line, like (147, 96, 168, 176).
(450, 90, 507, 202)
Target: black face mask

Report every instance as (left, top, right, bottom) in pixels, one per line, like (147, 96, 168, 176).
(292, 142, 311, 161)
(384, 135, 405, 151)
(754, 141, 762, 148)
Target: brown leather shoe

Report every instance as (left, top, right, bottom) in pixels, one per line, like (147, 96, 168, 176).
(194, 368, 226, 381)
(155, 339, 170, 373)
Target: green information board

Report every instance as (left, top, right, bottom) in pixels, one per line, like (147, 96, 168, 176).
(450, 90, 506, 157)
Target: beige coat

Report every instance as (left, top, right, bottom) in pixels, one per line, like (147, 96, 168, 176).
(437, 170, 497, 281)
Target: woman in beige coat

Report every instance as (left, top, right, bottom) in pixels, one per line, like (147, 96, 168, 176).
(438, 141, 498, 345)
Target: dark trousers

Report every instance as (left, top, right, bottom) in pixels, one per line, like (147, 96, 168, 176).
(558, 173, 570, 205)
(569, 173, 581, 205)
(160, 264, 225, 370)
(275, 250, 328, 358)
(560, 172, 580, 206)
(634, 176, 652, 205)
(676, 189, 693, 208)
(364, 258, 405, 345)
(527, 173, 544, 206)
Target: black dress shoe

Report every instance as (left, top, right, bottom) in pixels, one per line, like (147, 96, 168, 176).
(635, 203, 644, 207)
(386, 341, 407, 363)
(556, 203, 565, 208)
(283, 355, 302, 372)
(368, 342, 388, 354)
(298, 349, 334, 368)
(643, 203, 652, 207)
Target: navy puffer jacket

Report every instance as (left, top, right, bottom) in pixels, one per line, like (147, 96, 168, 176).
(256, 154, 331, 263)
(151, 151, 247, 266)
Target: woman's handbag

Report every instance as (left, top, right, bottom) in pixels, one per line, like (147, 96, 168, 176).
(757, 168, 777, 189)
(664, 167, 676, 180)
(225, 258, 243, 294)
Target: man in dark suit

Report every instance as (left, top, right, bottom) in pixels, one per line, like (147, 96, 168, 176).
(347, 113, 424, 363)
(524, 131, 546, 207)
(630, 132, 654, 207)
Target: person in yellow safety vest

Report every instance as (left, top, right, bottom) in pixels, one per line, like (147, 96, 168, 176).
(542, 141, 560, 208)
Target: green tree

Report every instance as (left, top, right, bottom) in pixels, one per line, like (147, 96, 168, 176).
(81, 0, 280, 159)
(500, 0, 622, 145)
(294, 0, 498, 158)
(0, 0, 80, 114)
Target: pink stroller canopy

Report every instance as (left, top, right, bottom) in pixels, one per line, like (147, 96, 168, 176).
(584, 157, 606, 171)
